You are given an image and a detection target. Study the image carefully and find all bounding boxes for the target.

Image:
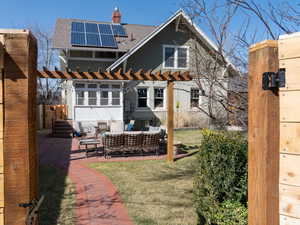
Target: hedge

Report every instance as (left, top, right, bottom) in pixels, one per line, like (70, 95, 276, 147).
(194, 129, 248, 225)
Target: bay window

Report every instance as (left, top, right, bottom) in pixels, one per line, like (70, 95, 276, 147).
(154, 88, 164, 108)
(137, 88, 148, 108)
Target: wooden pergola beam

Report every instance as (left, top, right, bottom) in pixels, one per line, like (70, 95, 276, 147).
(36, 69, 192, 81)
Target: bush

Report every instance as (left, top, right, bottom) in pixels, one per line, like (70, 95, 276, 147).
(194, 129, 248, 225)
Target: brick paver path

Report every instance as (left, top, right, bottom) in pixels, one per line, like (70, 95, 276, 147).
(38, 131, 135, 225)
(38, 131, 191, 225)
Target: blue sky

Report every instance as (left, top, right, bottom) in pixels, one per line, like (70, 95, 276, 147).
(0, 0, 182, 31)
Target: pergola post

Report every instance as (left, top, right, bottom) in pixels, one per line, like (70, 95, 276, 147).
(1, 30, 38, 225)
(167, 81, 174, 162)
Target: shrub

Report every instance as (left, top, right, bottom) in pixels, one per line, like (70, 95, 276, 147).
(194, 129, 248, 225)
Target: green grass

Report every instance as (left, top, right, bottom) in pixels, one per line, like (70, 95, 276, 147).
(89, 154, 198, 225)
(39, 165, 76, 225)
(174, 129, 202, 146)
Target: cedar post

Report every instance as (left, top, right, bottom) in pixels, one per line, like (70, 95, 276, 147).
(167, 81, 174, 162)
(248, 40, 279, 225)
(1, 30, 38, 225)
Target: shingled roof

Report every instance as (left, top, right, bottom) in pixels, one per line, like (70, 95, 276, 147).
(53, 18, 157, 52)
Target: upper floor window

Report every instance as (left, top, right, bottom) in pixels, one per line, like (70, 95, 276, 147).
(137, 88, 148, 108)
(154, 88, 164, 108)
(191, 88, 200, 108)
(163, 45, 189, 69)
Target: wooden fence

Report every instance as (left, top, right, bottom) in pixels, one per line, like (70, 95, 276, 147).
(37, 104, 68, 129)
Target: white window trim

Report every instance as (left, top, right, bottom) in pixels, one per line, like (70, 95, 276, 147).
(73, 82, 122, 107)
(153, 87, 166, 111)
(190, 88, 203, 110)
(163, 45, 189, 70)
(136, 87, 150, 110)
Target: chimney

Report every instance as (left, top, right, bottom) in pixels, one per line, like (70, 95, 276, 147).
(112, 6, 121, 23)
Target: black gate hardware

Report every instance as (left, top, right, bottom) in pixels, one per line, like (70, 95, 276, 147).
(19, 195, 44, 225)
(262, 68, 286, 90)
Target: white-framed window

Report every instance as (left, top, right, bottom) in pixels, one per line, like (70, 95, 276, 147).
(137, 88, 148, 108)
(76, 91, 85, 105)
(74, 82, 122, 106)
(191, 88, 200, 108)
(154, 88, 165, 108)
(163, 45, 189, 69)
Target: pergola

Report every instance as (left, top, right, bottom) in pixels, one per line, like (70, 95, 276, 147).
(0, 30, 193, 224)
(38, 67, 193, 162)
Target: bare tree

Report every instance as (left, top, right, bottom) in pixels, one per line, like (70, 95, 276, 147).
(182, 0, 300, 128)
(29, 24, 61, 105)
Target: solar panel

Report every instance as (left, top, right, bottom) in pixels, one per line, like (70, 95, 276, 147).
(100, 34, 117, 48)
(112, 24, 127, 36)
(85, 23, 99, 33)
(71, 32, 86, 45)
(71, 22, 85, 32)
(86, 33, 101, 47)
(98, 24, 113, 35)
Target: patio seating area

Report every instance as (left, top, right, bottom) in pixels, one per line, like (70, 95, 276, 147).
(75, 121, 167, 158)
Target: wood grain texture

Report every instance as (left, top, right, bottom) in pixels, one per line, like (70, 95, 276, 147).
(280, 91, 300, 122)
(279, 35, 300, 60)
(167, 81, 174, 162)
(280, 58, 300, 90)
(3, 31, 38, 225)
(280, 215, 300, 225)
(280, 154, 300, 186)
(280, 123, 300, 154)
(0, 37, 4, 225)
(280, 184, 300, 218)
(248, 40, 279, 225)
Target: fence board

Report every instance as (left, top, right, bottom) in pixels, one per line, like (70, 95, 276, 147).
(279, 58, 300, 90)
(280, 215, 300, 225)
(280, 154, 300, 186)
(280, 184, 300, 218)
(280, 123, 300, 154)
(280, 91, 300, 122)
(279, 34, 300, 60)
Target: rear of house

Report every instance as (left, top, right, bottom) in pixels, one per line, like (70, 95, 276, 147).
(53, 8, 231, 132)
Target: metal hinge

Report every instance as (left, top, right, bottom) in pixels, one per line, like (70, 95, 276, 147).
(262, 68, 286, 90)
(19, 195, 44, 225)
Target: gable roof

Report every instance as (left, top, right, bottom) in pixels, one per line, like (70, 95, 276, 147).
(52, 18, 156, 52)
(107, 9, 223, 71)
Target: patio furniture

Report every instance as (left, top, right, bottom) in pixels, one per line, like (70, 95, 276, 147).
(103, 133, 124, 158)
(123, 131, 143, 154)
(79, 139, 102, 157)
(142, 132, 160, 155)
(103, 131, 160, 158)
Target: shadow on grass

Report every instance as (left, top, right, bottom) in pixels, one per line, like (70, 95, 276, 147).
(38, 131, 75, 225)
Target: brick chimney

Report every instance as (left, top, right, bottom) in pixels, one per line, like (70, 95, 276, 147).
(112, 7, 121, 23)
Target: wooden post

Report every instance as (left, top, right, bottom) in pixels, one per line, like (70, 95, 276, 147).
(0, 36, 5, 225)
(248, 40, 279, 225)
(167, 81, 174, 162)
(1, 30, 38, 225)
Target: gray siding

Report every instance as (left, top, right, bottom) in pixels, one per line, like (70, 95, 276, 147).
(68, 60, 113, 72)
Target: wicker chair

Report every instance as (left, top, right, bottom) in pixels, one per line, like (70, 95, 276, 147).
(142, 132, 160, 155)
(103, 133, 124, 158)
(123, 132, 143, 154)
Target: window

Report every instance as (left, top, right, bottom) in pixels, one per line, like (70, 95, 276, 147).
(87, 83, 97, 89)
(88, 91, 97, 105)
(163, 45, 189, 69)
(112, 91, 120, 105)
(100, 90, 109, 105)
(154, 88, 164, 108)
(75, 83, 85, 88)
(76, 91, 85, 105)
(137, 88, 148, 108)
(191, 88, 200, 108)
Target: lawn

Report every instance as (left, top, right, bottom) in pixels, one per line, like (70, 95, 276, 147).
(174, 129, 202, 146)
(39, 165, 76, 225)
(89, 153, 199, 225)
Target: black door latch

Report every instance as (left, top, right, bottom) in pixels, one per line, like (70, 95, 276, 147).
(262, 68, 286, 90)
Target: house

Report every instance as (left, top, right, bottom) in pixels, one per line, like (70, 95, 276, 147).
(53, 7, 233, 132)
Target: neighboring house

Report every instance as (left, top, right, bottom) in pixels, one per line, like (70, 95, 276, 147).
(53, 7, 234, 131)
